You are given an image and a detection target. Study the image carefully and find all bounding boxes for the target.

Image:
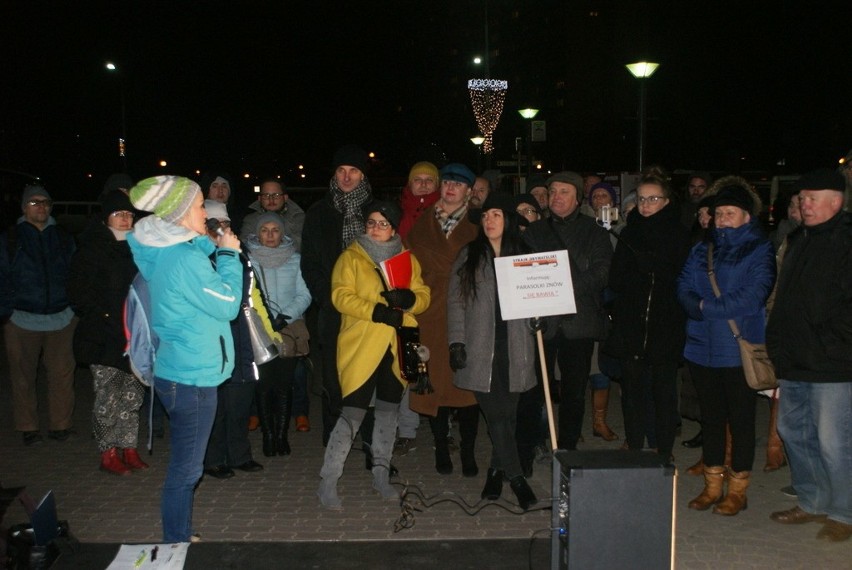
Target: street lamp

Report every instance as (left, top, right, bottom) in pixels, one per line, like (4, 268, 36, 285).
(626, 61, 659, 172)
(517, 108, 540, 180)
(471, 137, 485, 173)
(105, 61, 128, 171)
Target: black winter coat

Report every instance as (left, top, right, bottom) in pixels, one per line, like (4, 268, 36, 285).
(523, 210, 613, 340)
(300, 195, 344, 346)
(68, 220, 137, 370)
(606, 202, 690, 363)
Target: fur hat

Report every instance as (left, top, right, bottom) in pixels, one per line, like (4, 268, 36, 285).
(546, 171, 585, 202)
(362, 199, 402, 229)
(439, 163, 476, 186)
(130, 175, 201, 224)
(332, 144, 368, 174)
(408, 161, 439, 182)
(707, 175, 761, 216)
(797, 168, 845, 193)
(21, 185, 51, 208)
(204, 199, 230, 222)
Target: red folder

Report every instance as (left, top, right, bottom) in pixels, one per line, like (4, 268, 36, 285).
(380, 250, 412, 289)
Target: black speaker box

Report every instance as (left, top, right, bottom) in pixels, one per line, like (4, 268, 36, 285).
(554, 450, 676, 569)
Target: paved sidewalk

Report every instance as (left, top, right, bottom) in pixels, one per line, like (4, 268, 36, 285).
(1, 363, 849, 568)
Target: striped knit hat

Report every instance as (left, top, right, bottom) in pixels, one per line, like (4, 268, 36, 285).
(130, 175, 200, 223)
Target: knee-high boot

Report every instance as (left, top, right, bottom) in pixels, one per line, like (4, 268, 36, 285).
(317, 406, 366, 509)
(256, 386, 277, 458)
(430, 407, 453, 474)
(458, 405, 480, 477)
(592, 388, 618, 441)
(371, 405, 399, 500)
(275, 383, 293, 456)
(764, 398, 787, 472)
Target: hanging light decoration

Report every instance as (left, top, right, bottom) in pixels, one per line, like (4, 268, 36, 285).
(468, 78, 508, 155)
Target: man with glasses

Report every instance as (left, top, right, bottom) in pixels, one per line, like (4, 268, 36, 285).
(522, 172, 613, 450)
(1, 185, 78, 446)
(240, 178, 305, 251)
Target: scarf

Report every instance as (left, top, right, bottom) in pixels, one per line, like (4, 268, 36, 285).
(434, 202, 468, 237)
(331, 177, 372, 247)
(355, 233, 403, 265)
(246, 235, 296, 268)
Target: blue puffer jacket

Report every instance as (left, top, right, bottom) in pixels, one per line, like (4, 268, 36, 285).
(246, 235, 311, 323)
(128, 216, 243, 386)
(677, 220, 775, 368)
(0, 219, 75, 317)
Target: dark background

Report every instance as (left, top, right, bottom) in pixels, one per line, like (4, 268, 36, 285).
(1, 1, 849, 201)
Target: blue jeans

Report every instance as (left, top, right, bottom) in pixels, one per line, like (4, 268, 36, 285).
(154, 378, 218, 542)
(777, 379, 852, 524)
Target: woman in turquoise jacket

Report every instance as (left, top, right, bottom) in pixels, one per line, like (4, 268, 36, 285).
(128, 175, 243, 543)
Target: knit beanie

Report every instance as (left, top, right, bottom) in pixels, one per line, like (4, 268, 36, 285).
(408, 161, 439, 182)
(332, 144, 368, 174)
(515, 193, 543, 215)
(103, 173, 134, 194)
(101, 189, 134, 223)
(362, 199, 402, 229)
(590, 181, 617, 205)
(256, 212, 286, 236)
(204, 199, 230, 222)
(21, 185, 51, 207)
(130, 175, 200, 224)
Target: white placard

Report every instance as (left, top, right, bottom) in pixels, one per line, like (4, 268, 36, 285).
(494, 249, 576, 320)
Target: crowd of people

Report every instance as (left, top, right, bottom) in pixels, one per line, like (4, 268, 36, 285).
(1, 145, 850, 544)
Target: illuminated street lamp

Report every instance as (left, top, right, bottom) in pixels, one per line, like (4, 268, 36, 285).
(105, 61, 128, 170)
(471, 137, 485, 172)
(626, 61, 659, 172)
(517, 108, 540, 180)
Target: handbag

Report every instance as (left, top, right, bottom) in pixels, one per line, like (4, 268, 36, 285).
(706, 244, 778, 390)
(278, 318, 310, 358)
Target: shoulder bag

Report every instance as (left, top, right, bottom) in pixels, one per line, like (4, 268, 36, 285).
(706, 243, 778, 390)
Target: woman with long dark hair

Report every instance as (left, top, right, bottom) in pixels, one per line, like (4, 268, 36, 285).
(447, 193, 538, 509)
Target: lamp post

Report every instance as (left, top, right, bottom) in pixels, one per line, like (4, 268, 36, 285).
(105, 61, 128, 171)
(626, 61, 659, 172)
(518, 108, 539, 181)
(471, 136, 485, 173)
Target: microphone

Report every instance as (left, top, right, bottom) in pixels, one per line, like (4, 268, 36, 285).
(206, 218, 225, 237)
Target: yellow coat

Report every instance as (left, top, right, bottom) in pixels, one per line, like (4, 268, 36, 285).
(331, 240, 430, 399)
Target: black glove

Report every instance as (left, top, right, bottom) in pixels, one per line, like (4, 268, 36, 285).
(449, 342, 467, 371)
(272, 314, 292, 332)
(372, 303, 403, 329)
(381, 288, 416, 310)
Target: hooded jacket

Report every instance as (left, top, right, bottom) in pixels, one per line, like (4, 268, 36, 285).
(677, 219, 775, 368)
(127, 215, 243, 386)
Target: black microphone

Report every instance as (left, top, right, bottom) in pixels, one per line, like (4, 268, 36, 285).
(206, 218, 225, 237)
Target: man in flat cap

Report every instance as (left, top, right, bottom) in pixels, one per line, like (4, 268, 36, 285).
(767, 168, 852, 542)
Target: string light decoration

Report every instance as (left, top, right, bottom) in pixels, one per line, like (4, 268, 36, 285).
(468, 78, 508, 154)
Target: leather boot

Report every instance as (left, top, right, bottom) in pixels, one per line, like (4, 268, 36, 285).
(370, 406, 399, 500)
(713, 469, 750, 516)
(688, 465, 726, 510)
(764, 398, 787, 472)
(274, 383, 292, 456)
(100, 448, 131, 476)
(686, 455, 705, 476)
(591, 388, 618, 441)
(431, 409, 453, 474)
(257, 386, 277, 458)
(122, 448, 149, 470)
(481, 468, 504, 500)
(317, 407, 365, 510)
(458, 405, 480, 478)
(509, 475, 538, 510)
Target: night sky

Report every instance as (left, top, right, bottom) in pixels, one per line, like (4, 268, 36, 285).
(2, 1, 850, 200)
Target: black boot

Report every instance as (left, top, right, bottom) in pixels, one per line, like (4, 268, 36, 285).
(481, 468, 504, 500)
(509, 475, 538, 511)
(458, 405, 480, 478)
(275, 383, 293, 456)
(257, 386, 277, 458)
(430, 408, 453, 474)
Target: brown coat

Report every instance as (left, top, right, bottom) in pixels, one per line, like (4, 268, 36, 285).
(404, 208, 478, 416)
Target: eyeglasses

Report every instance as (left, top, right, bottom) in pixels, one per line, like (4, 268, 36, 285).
(517, 207, 538, 216)
(366, 219, 392, 230)
(212, 220, 231, 228)
(260, 193, 284, 200)
(27, 199, 52, 207)
(637, 195, 666, 204)
(110, 211, 135, 219)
